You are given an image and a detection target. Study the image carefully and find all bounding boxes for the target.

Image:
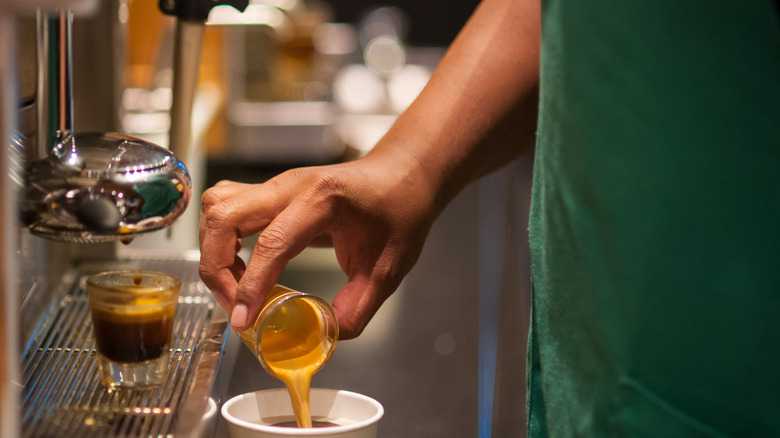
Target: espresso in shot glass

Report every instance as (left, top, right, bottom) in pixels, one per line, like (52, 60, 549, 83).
(87, 270, 180, 388)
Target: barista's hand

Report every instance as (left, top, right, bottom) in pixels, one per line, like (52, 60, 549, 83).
(200, 0, 539, 339)
(199, 149, 439, 339)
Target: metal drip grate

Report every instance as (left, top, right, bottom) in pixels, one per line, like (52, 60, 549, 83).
(21, 259, 228, 438)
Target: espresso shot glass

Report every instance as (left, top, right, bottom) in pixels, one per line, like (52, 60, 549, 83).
(236, 284, 339, 380)
(87, 270, 181, 388)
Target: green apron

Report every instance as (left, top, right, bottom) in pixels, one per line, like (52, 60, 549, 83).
(528, 1, 780, 436)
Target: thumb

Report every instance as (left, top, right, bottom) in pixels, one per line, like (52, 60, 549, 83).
(331, 279, 395, 340)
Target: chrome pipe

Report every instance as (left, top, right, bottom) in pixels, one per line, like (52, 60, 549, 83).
(0, 7, 21, 438)
(168, 19, 205, 168)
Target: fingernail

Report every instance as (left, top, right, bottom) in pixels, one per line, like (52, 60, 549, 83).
(231, 304, 248, 329)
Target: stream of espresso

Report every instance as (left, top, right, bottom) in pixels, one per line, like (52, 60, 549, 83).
(241, 290, 332, 428)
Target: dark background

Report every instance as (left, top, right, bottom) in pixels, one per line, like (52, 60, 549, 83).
(325, 0, 479, 47)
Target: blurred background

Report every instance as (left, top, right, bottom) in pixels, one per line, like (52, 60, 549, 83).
(325, 0, 476, 46)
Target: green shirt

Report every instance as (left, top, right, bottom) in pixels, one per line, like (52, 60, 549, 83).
(528, 1, 780, 436)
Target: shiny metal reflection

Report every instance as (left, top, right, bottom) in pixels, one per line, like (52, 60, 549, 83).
(22, 131, 191, 242)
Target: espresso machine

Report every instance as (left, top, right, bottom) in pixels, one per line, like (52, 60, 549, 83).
(0, 0, 249, 436)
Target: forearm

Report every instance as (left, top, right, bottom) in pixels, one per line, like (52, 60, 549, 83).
(368, 0, 540, 211)
(199, 0, 540, 337)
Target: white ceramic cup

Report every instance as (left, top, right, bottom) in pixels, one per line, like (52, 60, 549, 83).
(221, 388, 384, 438)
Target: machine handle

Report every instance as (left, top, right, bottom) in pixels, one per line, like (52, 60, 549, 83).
(158, 0, 249, 21)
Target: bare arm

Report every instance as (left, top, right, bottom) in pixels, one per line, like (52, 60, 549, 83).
(199, 0, 540, 339)
(372, 0, 540, 210)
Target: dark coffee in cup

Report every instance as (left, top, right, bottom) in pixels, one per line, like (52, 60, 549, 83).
(272, 420, 341, 428)
(87, 270, 181, 388)
(90, 305, 175, 363)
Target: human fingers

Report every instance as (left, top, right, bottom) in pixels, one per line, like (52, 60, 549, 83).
(229, 193, 335, 331)
(206, 251, 247, 310)
(212, 239, 247, 309)
(199, 181, 265, 310)
(331, 277, 398, 340)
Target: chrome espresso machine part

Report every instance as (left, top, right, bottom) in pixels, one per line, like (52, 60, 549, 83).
(20, 4, 192, 243)
(158, 0, 249, 167)
(2, 3, 102, 436)
(23, 131, 192, 242)
(1, 0, 248, 437)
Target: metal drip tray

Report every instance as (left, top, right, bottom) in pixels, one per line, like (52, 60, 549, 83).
(21, 258, 228, 438)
